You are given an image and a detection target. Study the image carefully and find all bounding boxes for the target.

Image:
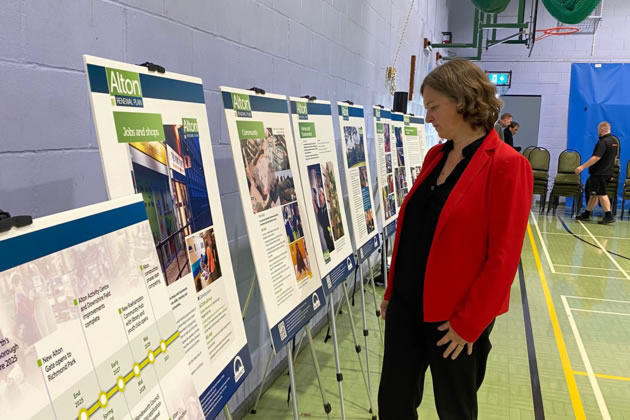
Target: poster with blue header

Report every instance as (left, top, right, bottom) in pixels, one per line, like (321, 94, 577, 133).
(84, 55, 251, 419)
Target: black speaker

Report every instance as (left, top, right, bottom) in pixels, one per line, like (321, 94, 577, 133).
(393, 91, 408, 114)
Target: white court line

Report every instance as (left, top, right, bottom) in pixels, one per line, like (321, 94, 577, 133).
(541, 231, 630, 240)
(530, 212, 556, 273)
(564, 295, 630, 305)
(561, 296, 611, 420)
(555, 271, 629, 281)
(577, 221, 630, 280)
(571, 309, 630, 317)
(555, 264, 621, 272)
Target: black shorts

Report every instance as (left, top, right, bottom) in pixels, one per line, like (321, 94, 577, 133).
(585, 175, 611, 197)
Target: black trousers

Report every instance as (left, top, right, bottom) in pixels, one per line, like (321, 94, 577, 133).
(378, 298, 494, 420)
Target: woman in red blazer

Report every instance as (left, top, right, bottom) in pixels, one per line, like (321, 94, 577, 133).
(377, 59, 533, 420)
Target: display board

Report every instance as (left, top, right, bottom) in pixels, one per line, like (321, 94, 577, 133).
(0, 195, 204, 420)
(401, 115, 428, 185)
(337, 103, 381, 261)
(390, 112, 408, 209)
(372, 107, 398, 237)
(221, 87, 325, 351)
(84, 56, 250, 419)
(289, 98, 355, 293)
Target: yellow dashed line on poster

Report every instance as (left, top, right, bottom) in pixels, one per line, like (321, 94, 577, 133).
(72, 330, 179, 420)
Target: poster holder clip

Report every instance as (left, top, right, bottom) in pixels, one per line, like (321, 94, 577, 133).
(342, 100, 354, 105)
(137, 62, 165, 73)
(0, 210, 32, 233)
(301, 95, 317, 101)
(375, 104, 384, 109)
(248, 87, 266, 95)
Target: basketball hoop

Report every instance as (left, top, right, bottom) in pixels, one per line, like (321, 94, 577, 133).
(535, 26, 580, 41)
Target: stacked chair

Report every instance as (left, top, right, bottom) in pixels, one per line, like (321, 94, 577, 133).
(547, 150, 582, 216)
(527, 147, 550, 214)
(605, 138, 621, 215)
(622, 160, 630, 219)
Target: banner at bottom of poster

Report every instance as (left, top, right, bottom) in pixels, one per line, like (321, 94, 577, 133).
(199, 345, 252, 419)
(270, 287, 326, 351)
(321, 253, 356, 295)
(384, 220, 397, 238)
(357, 234, 382, 263)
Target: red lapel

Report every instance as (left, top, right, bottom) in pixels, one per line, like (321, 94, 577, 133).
(432, 131, 500, 241)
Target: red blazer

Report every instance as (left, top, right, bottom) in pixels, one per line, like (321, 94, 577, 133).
(384, 130, 533, 342)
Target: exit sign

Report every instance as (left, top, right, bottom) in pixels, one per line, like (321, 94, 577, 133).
(486, 71, 512, 87)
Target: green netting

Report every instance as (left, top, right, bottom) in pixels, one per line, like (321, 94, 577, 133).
(471, 0, 510, 14)
(542, 0, 601, 24)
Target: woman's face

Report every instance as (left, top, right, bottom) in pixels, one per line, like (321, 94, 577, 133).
(423, 86, 466, 140)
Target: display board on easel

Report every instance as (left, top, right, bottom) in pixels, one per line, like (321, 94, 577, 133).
(288, 97, 355, 294)
(84, 55, 250, 419)
(0, 195, 204, 420)
(401, 114, 428, 185)
(220, 87, 326, 352)
(337, 103, 381, 261)
(372, 107, 398, 238)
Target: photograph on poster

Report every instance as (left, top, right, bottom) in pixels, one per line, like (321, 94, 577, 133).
(365, 208, 375, 233)
(240, 129, 295, 214)
(397, 147, 406, 167)
(398, 187, 409, 207)
(359, 165, 369, 188)
(282, 202, 305, 243)
(131, 124, 212, 286)
(385, 154, 392, 174)
(382, 188, 395, 219)
(308, 164, 335, 262)
(185, 227, 222, 292)
(395, 167, 408, 191)
(395, 126, 403, 148)
(323, 162, 345, 241)
(289, 238, 312, 282)
(343, 126, 366, 168)
(384, 124, 391, 153)
(411, 165, 422, 184)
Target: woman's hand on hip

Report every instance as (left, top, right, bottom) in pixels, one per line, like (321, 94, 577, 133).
(436, 321, 473, 360)
(380, 300, 389, 320)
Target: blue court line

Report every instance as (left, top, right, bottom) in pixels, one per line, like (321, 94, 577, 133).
(558, 216, 630, 261)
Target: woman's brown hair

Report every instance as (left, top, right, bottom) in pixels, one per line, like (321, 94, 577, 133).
(421, 59, 502, 132)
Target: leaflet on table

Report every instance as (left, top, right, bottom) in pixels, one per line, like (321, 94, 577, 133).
(0, 195, 207, 420)
(372, 107, 398, 238)
(402, 115, 428, 185)
(288, 98, 355, 294)
(221, 87, 325, 351)
(337, 103, 381, 262)
(84, 56, 250, 419)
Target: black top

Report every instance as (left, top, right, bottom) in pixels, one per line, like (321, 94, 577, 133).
(590, 134, 619, 176)
(392, 135, 487, 313)
(503, 127, 514, 147)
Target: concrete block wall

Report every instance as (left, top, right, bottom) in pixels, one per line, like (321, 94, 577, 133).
(445, 0, 630, 177)
(0, 0, 448, 416)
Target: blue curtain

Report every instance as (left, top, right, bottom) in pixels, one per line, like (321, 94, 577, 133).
(568, 63, 630, 206)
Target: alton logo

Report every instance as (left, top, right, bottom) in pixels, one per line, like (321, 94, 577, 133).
(183, 118, 198, 133)
(107, 68, 142, 97)
(341, 106, 349, 119)
(296, 102, 308, 115)
(232, 93, 252, 117)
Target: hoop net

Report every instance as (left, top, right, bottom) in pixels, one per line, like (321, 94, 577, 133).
(535, 26, 580, 41)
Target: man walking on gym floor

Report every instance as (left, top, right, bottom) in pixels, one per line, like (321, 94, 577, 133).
(575, 121, 619, 224)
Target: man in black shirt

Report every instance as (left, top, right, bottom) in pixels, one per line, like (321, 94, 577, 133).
(576, 121, 619, 224)
(503, 121, 521, 152)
